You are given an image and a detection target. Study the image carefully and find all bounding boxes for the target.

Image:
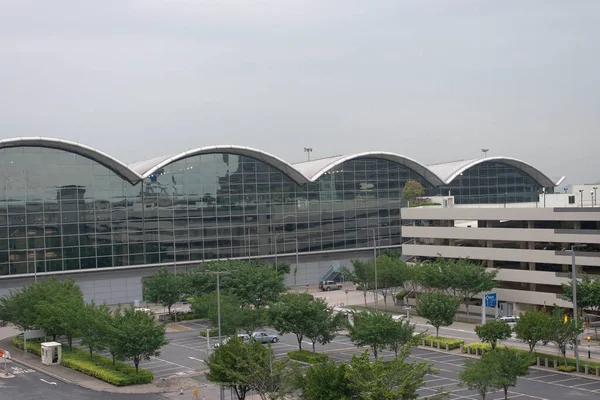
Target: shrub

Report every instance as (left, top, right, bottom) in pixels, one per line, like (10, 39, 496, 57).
(462, 342, 502, 355)
(288, 350, 329, 364)
(174, 312, 204, 322)
(199, 329, 219, 337)
(12, 338, 153, 386)
(422, 335, 464, 350)
(557, 365, 576, 373)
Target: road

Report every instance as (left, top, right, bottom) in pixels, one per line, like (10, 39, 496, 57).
(0, 360, 163, 400)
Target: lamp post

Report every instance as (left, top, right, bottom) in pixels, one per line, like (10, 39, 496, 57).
(303, 148, 313, 161)
(481, 148, 489, 158)
(579, 190, 584, 207)
(274, 233, 280, 273)
(201, 270, 238, 341)
(588, 336, 591, 359)
(594, 187, 598, 206)
(571, 244, 586, 373)
(295, 237, 299, 292)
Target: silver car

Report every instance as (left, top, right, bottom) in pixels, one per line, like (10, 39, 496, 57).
(251, 331, 279, 343)
(213, 333, 250, 348)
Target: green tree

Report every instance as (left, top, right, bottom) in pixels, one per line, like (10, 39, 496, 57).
(417, 293, 460, 337)
(142, 268, 184, 318)
(226, 262, 286, 308)
(348, 312, 397, 358)
(401, 179, 425, 203)
(292, 360, 352, 400)
(548, 306, 584, 365)
(459, 357, 498, 400)
(206, 337, 281, 400)
(270, 293, 337, 351)
(375, 255, 409, 310)
(112, 306, 168, 374)
(341, 259, 373, 307)
(387, 319, 420, 358)
(562, 275, 600, 313)
(79, 301, 113, 359)
(303, 302, 344, 353)
(475, 320, 513, 350)
(514, 309, 553, 353)
(485, 348, 530, 400)
(419, 258, 497, 321)
(191, 292, 259, 336)
(347, 349, 441, 400)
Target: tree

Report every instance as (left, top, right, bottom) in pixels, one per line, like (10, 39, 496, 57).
(348, 311, 398, 358)
(475, 320, 513, 350)
(142, 268, 184, 318)
(292, 360, 352, 400)
(459, 357, 498, 400)
(346, 349, 442, 400)
(206, 337, 283, 400)
(485, 348, 530, 400)
(419, 258, 497, 321)
(562, 275, 600, 313)
(112, 306, 168, 374)
(226, 262, 286, 308)
(341, 259, 373, 307)
(304, 303, 344, 353)
(417, 293, 460, 337)
(548, 306, 584, 365)
(269, 293, 339, 351)
(401, 179, 424, 203)
(191, 292, 262, 336)
(514, 309, 553, 353)
(79, 301, 113, 359)
(375, 255, 409, 310)
(387, 319, 420, 358)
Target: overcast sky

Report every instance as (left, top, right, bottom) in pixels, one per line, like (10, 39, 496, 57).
(1, 1, 598, 185)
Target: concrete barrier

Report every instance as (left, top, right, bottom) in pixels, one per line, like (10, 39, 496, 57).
(536, 357, 540, 366)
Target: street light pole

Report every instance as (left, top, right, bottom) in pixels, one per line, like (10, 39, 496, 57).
(372, 228, 378, 311)
(572, 244, 586, 373)
(201, 270, 237, 341)
(34, 250, 37, 284)
(295, 238, 299, 292)
(274, 233, 279, 273)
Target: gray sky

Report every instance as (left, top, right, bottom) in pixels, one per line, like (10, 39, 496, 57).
(1, 0, 598, 185)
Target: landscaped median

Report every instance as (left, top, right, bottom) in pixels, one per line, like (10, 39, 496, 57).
(462, 342, 600, 377)
(420, 335, 464, 350)
(13, 338, 154, 386)
(287, 350, 329, 364)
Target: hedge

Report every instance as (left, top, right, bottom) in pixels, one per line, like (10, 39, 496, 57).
(13, 338, 153, 386)
(173, 312, 204, 322)
(288, 350, 329, 364)
(199, 329, 219, 337)
(422, 335, 464, 350)
(462, 342, 600, 376)
(557, 365, 576, 373)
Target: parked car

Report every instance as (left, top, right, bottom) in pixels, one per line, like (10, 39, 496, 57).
(213, 333, 250, 348)
(251, 331, 279, 343)
(319, 280, 343, 291)
(497, 316, 519, 327)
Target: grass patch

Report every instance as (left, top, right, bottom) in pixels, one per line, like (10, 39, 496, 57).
(422, 335, 464, 350)
(13, 338, 153, 386)
(288, 350, 329, 364)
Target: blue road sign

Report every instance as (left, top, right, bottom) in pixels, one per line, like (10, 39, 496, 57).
(484, 293, 497, 308)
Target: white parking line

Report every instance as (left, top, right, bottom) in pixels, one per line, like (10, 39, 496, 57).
(572, 381, 600, 387)
(528, 373, 558, 380)
(551, 377, 579, 384)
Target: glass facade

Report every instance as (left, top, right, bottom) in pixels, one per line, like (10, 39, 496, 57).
(0, 146, 433, 276)
(430, 162, 545, 204)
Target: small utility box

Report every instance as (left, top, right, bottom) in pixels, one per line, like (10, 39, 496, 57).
(41, 342, 62, 366)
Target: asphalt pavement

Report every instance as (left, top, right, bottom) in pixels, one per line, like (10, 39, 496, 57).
(0, 359, 163, 400)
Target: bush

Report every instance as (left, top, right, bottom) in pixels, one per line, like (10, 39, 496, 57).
(462, 342, 503, 355)
(422, 335, 464, 350)
(288, 350, 329, 364)
(174, 312, 204, 321)
(12, 338, 153, 386)
(199, 329, 219, 337)
(557, 365, 576, 373)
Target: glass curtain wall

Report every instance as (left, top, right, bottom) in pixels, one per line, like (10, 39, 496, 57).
(431, 162, 543, 204)
(0, 147, 432, 276)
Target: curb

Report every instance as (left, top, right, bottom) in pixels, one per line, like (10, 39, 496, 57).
(11, 356, 76, 385)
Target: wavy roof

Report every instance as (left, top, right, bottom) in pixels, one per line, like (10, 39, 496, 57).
(0, 137, 142, 183)
(0, 137, 562, 188)
(427, 157, 561, 187)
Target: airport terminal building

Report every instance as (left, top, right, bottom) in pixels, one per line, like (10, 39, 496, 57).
(0, 137, 562, 304)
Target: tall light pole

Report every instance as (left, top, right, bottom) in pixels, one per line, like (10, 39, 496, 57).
(274, 233, 280, 273)
(295, 238, 299, 292)
(571, 244, 586, 373)
(481, 148, 489, 158)
(201, 270, 238, 340)
(303, 148, 313, 162)
(594, 187, 598, 206)
(579, 190, 584, 207)
(368, 228, 378, 310)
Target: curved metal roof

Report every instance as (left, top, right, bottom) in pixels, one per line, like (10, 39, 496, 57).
(131, 145, 310, 184)
(0, 137, 142, 183)
(429, 156, 557, 187)
(294, 152, 445, 186)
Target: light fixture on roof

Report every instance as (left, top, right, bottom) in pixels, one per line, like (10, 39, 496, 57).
(303, 148, 313, 161)
(481, 149, 489, 158)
